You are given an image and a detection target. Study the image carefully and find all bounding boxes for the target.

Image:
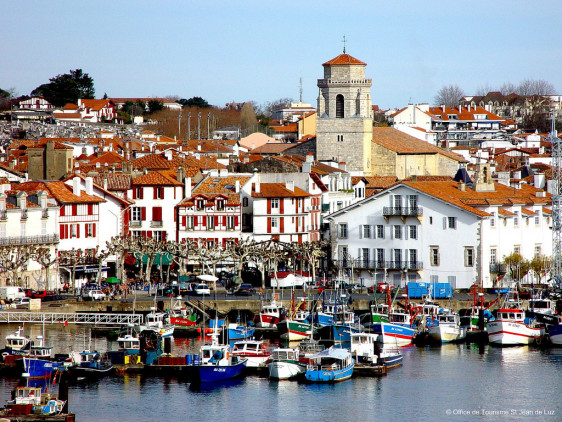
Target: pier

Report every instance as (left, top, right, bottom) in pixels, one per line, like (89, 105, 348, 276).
(0, 311, 143, 326)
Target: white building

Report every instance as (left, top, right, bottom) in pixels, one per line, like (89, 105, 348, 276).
(325, 166, 552, 289)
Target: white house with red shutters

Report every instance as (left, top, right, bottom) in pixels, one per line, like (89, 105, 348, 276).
(127, 171, 184, 242)
(176, 173, 253, 247)
(18, 96, 55, 110)
(250, 176, 312, 243)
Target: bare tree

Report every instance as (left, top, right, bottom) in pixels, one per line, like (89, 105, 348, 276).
(499, 82, 518, 95)
(0, 245, 37, 287)
(32, 247, 58, 291)
(475, 83, 495, 97)
(517, 78, 556, 96)
(240, 102, 257, 132)
(434, 84, 465, 107)
(59, 248, 82, 294)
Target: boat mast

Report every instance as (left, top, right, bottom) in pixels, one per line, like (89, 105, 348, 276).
(550, 110, 561, 291)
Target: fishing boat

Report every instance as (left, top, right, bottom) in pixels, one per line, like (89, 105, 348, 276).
(548, 317, 562, 346)
(267, 347, 305, 380)
(169, 297, 198, 327)
(2, 386, 65, 417)
(116, 333, 140, 355)
(3, 326, 31, 356)
(22, 336, 67, 379)
(72, 350, 114, 378)
(140, 308, 175, 338)
(350, 333, 403, 369)
(191, 334, 247, 383)
(428, 311, 467, 343)
(304, 346, 354, 383)
(256, 299, 286, 328)
(227, 322, 255, 341)
(231, 339, 271, 368)
(487, 309, 544, 346)
(277, 319, 314, 341)
(372, 310, 416, 347)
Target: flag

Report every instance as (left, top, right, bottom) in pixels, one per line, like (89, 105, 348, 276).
(64, 320, 68, 327)
(318, 286, 324, 294)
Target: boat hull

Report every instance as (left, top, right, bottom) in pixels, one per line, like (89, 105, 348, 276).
(305, 361, 354, 383)
(258, 315, 281, 328)
(549, 324, 562, 346)
(72, 365, 114, 378)
(192, 360, 246, 383)
(487, 321, 544, 346)
(372, 322, 415, 346)
(170, 317, 196, 327)
(228, 327, 255, 341)
(277, 320, 312, 341)
(268, 361, 305, 380)
(428, 325, 467, 343)
(22, 358, 61, 379)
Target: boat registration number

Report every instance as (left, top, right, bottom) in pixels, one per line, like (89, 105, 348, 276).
(213, 368, 226, 372)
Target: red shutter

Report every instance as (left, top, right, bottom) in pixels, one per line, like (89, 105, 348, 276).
(267, 218, 271, 233)
(153, 207, 162, 221)
(214, 216, 219, 226)
(60, 225, 64, 239)
(194, 216, 198, 226)
(280, 217, 284, 233)
(72, 205, 77, 216)
(93, 223, 96, 238)
(163, 232, 167, 241)
(60, 206, 65, 216)
(141, 207, 146, 220)
(65, 225, 69, 239)
(267, 199, 271, 214)
(147, 231, 152, 238)
(202, 216, 207, 226)
(280, 199, 284, 214)
(222, 216, 226, 226)
(88, 204, 93, 215)
(182, 216, 187, 226)
(153, 187, 157, 199)
(132, 188, 136, 199)
(77, 224, 80, 238)
(234, 216, 239, 227)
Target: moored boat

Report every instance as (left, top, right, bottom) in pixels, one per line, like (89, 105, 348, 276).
(267, 347, 305, 380)
(140, 308, 175, 338)
(304, 346, 354, 383)
(277, 319, 313, 341)
(548, 317, 562, 346)
(227, 323, 255, 341)
(350, 333, 403, 369)
(487, 308, 544, 346)
(231, 339, 271, 368)
(3, 386, 65, 417)
(257, 300, 286, 328)
(428, 311, 467, 343)
(191, 335, 247, 383)
(3, 326, 31, 357)
(71, 350, 114, 378)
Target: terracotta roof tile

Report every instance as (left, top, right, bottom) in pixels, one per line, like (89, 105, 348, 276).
(92, 174, 132, 191)
(498, 209, 516, 216)
(132, 171, 183, 186)
(252, 183, 310, 198)
(323, 54, 366, 66)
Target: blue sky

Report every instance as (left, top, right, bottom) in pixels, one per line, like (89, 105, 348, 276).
(2, 1, 561, 109)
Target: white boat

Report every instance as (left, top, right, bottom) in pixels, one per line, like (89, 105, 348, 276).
(4, 326, 31, 354)
(139, 308, 175, 337)
(267, 347, 305, 380)
(428, 311, 467, 343)
(117, 334, 140, 354)
(488, 308, 544, 346)
(350, 333, 403, 368)
(231, 339, 271, 368)
(257, 300, 286, 328)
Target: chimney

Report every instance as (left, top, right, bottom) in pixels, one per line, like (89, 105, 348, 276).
(103, 173, 108, 190)
(38, 191, 47, 209)
(286, 181, 294, 191)
(235, 180, 240, 193)
(255, 175, 261, 194)
(72, 177, 81, 196)
(85, 177, 94, 195)
(339, 162, 347, 171)
(458, 182, 466, 191)
(442, 105, 445, 112)
(96, 162, 101, 168)
(197, 144, 202, 151)
(185, 176, 192, 198)
(219, 168, 228, 177)
(243, 156, 250, 164)
(306, 152, 314, 163)
(302, 162, 312, 173)
(177, 166, 185, 183)
(164, 150, 172, 161)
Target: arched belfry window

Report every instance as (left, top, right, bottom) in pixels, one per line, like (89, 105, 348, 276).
(336, 94, 344, 118)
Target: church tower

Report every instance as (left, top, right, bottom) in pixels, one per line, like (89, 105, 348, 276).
(316, 52, 373, 175)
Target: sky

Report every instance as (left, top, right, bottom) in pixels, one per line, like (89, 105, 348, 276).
(2, 1, 561, 110)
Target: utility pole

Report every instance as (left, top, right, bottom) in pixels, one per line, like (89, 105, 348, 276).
(178, 110, 182, 138)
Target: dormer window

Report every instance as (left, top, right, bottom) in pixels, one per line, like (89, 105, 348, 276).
(216, 199, 225, 211)
(196, 199, 205, 211)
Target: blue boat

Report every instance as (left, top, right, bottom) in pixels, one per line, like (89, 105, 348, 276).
(227, 323, 255, 341)
(304, 346, 354, 383)
(72, 351, 113, 378)
(548, 318, 562, 347)
(22, 336, 67, 379)
(191, 335, 247, 383)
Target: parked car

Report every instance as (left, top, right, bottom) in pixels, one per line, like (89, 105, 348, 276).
(194, 284, 211, 295)
(235, 284, 255, 296)
(368, 283, 398, 294)
(30, 290, 55, 299)
(82, 290, 107, 301)
(14, 297, 31, 309)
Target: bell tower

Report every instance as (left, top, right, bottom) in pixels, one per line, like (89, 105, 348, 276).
(316, 52, 373, 175)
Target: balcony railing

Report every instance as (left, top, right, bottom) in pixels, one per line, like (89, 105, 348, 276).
(489, 263, 507, 273)
(150, 220, 164, 228)
(339, 260, 423, 270)
(129, 220, 142, 227)
(0, 234, 59, 246)
(383, 207, 423, 217)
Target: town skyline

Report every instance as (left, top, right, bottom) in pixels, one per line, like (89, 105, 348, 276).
(2, 1, 562, 109)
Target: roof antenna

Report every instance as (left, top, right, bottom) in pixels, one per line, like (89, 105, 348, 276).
(342, 35, 347, 53)
(299, 77, 303, 103)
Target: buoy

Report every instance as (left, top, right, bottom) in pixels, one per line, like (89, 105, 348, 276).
(204, 328, 213, 334)
(197, 328, 202, 333)
(185, 340, 190, 345)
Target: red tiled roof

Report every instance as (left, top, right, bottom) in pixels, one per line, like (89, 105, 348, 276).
(17, 181, 105, 204)
(323, 54, 366, 66)
(252, 183, 311, 198)
(132, 171, 183, 186)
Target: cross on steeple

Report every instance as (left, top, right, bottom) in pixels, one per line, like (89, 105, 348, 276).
(342, 35, 347, 54)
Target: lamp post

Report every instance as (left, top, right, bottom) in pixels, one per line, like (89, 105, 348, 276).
(187, 112, 191, 139)
(178, 110, 182, 139)
(197, 112, 201, 141)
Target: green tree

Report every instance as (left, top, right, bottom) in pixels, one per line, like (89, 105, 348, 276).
(31, 69, 95, 107)
(178, 96, 210, 108)
(146, 99, 164, 114)
(503, 252, 530, 282)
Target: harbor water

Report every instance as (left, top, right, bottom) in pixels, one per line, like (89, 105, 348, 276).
(0, 324, 560, 421)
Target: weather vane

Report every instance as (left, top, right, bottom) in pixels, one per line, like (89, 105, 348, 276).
(342, 35, 347, 53)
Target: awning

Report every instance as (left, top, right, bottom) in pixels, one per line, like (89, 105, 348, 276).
(134, 253, 173, 266)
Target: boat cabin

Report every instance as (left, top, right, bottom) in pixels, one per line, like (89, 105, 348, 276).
(307, 347, 353, 372)
(232, 340, 269, 357)
(118, 335, 140, 352)
(13, 387, 43, 406)
(5, 327, 31, 351)
(436, 313, 459, 325)
(529, 299, 555, 315)
(497, 309, 525, 322)
(271, 348, 299, 362)
(145, 311, 166, 328)
(390, 311, 411, 325)
(350, 333, 379, 357)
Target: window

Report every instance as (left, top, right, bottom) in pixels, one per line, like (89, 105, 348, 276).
(448, 276, 456, 288)
(339, 223, 348, 238)
(409, 249, 417, 264)
(271, 198, 279, 209)
(409, 225, 417, 239)
(41, 221, 47, 236)
(217, 200, 225, 211)
(227, 216, 235, 229)
(362, 225, 371, 238)
(131, 207, 142, 221)
(186, 216, 194, 230)
(154, 187, 164, 199)
(465, 247, 474, 267)
(86, 223, 94, 238)
(207, 216, 215, 230)
(393, 249, 402, 265)
(271, 217, 279, 229)
(394, 195, 402, 209)
(71, 224, 78, 238)
(490, 248, 497, 264)
(430, 246, 439, 266)
(429, 216, 433, 224)
(337, 201, 343, 211)
(376, 225, 384, 239)
(376, 249, 384, 266)
(337, 134, 344, 142)
(243, 197, 248, 207)
(21, 222, 26, 238)
(535, 216, 540, 225)
(152, 207, 162, 222)
(393, 225, 401, 239)
(134, 187, 143, 199)
(448, 217, 457, 229)
(514, 245, 520, 254)
(339, 246, 348, 266)
(361, 248, 369, 266)
(153, 231, 163, 242)
(535, 245, 541, 257)
(335, 94, 344, 118)
(514, 212, 519, 227)
(490, 212, 496, 227)
(408, 195, 418, 209)
(196, 199, 205, 211)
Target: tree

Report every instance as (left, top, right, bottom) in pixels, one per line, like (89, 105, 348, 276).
(257, 97, 293, 117)
(517, 78, 555, 96)
(434, 84, 465, 107)
(240, 102, 257, 131)
(529, 255, 551, 285)
(31, 69, 95, 107)
(178, 97, 210, 108)
(32, 248, 58, 291)
(146, 99, 164, 114)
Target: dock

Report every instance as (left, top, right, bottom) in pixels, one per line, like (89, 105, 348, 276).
(353, 363, 388, 377)
(0, 311, 143, 326)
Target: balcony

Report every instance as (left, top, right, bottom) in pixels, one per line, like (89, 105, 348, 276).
(129, 220, 142, 228)
(341, 260, 423, 270)
(383, 207, 423, 217)
(151, 220, 164, 228)
(490, 263, 506, 273)
(0, 234, 59, 246)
